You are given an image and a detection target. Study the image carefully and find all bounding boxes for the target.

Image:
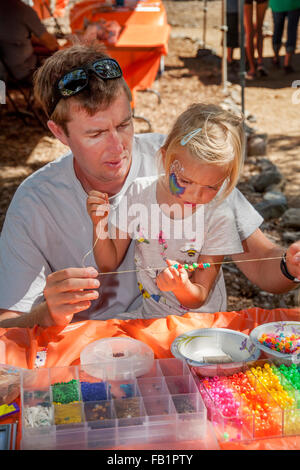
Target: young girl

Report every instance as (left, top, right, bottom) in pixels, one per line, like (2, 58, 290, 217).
(87, 103, 246, 317)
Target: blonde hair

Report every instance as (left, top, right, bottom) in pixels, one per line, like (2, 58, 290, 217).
(161, 103, 245, 200)
(33, 42, 132, 134)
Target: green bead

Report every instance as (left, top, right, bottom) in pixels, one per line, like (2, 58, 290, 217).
(184, 264, 189, 270)
(173, 263, 179, 269)
(192, 263, 198, 268)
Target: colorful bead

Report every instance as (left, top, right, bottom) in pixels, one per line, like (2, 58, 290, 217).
(258, 332, 300, 355)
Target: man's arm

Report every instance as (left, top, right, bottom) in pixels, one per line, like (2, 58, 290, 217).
(0, 267, 100, 329)
(232, 229, 300, 294)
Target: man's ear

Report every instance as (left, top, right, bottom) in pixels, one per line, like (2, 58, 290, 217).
(47, 120, 69, 146)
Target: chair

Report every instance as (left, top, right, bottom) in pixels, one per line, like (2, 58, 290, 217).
(0, 53, 47, 129)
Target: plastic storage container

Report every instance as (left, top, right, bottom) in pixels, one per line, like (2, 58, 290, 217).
(0, 364, 22, 406)
(20, 358, 207, 450)
(80, 337, 154, 380)
(192, 358, 300, 443)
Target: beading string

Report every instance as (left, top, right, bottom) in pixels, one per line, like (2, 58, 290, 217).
(85, 256, 283, 277)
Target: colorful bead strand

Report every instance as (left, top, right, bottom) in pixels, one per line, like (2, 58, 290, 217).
(174, 262, 211, 271)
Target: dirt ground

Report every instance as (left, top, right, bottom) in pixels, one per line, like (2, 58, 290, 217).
(1, 0, 300, 311)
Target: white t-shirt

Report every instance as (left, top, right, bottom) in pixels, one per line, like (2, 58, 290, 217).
(0, 133, 263, 320)
(111, 175, 244, 316)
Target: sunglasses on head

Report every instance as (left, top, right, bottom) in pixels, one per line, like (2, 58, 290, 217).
(49, 58, 123, 117)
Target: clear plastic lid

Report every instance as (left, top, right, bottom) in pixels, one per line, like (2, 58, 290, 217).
(80, 337, 154, 380)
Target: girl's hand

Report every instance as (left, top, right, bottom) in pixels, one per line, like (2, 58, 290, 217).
(87, 190, 110, 227)
(156, 259, 189, 292)
(286, 241, 300, 280)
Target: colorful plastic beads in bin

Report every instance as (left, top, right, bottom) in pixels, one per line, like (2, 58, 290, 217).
(192, 360, 300, 441)
(258, 332, 300, 354)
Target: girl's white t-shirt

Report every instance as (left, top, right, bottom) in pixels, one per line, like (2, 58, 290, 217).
(110, 175, 245, 317)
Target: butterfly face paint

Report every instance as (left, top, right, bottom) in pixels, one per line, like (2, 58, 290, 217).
(169, 160, 186, 196)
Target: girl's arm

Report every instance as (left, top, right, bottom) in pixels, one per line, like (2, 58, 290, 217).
(87, 191, 131, 272)
(156, 255, 224, 309)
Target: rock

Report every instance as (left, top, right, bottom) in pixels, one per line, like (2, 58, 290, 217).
(280, 208, 300, 229)
(256, 158, 277, 172)
(251, 168, 283, 192)
(254, 199, 287, 220)
(247, 133, 268, 156)
(263, 190, 287, 205)
(282, 231, 300, 243)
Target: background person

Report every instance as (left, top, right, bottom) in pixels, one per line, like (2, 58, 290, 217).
(244, 0, 269, 79)
(0, 0, 59, 83)
(269, 0, 300, 73)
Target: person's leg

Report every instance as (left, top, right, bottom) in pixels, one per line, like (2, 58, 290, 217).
(227, 47, 234, 64)
(255, 1, 268, 74)
(244, 2, 256, 78)
(284, 9, 300, 71)
(227, 12, 239, 67)
(272, 10, 286, 66)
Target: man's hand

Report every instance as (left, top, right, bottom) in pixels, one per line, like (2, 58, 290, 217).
(286, 241, 300, 280)
(156, 259, 189, 293)
(43, 267, 100, 326)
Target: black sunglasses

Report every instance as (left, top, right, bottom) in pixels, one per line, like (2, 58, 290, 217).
(49, 58, 123, 117)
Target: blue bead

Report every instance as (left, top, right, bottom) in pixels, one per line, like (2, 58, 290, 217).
(80, 381, 107, 401)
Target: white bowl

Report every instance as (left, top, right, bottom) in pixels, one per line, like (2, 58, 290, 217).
(171, 328, 260, 376)
(250, 321, 300, 365)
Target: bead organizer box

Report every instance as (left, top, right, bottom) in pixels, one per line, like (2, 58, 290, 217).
(20, 358, 207, 450)
(192, 359, 300, 442)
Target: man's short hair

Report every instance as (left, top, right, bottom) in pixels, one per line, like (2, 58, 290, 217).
(33, 43, 132, 134)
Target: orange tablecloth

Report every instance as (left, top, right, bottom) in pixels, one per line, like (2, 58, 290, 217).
(69, 0, 170, 107)
(1, 306, 300, 450)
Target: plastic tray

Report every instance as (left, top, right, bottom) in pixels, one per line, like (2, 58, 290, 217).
(20, 358, 207, 450)
(192, 358, 300, 443)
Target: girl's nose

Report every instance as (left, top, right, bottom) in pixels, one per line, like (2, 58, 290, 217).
(193, 186, 205, 201)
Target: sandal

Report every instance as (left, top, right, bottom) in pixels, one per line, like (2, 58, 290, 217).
(245, 71, 256, 80)
(257, 65, 269, 77)
(272, 57, 281, 69)
(284, 65, 295, 74)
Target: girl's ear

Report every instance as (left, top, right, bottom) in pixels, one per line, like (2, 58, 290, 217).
(160, 147, 166, 161)
(158, 147, 168, 174)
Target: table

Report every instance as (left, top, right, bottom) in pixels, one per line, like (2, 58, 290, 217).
(69, 0, 168, 31)
(1, 306, 300, 450)
(69, 0, 170, 114)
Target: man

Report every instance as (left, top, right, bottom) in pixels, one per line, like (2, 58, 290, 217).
(0, 44, 299, 329)
(0, 0, 59, 82)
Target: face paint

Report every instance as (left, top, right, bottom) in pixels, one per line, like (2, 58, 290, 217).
(169, 172, 185, 195)
(169, 160, 185, 196)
